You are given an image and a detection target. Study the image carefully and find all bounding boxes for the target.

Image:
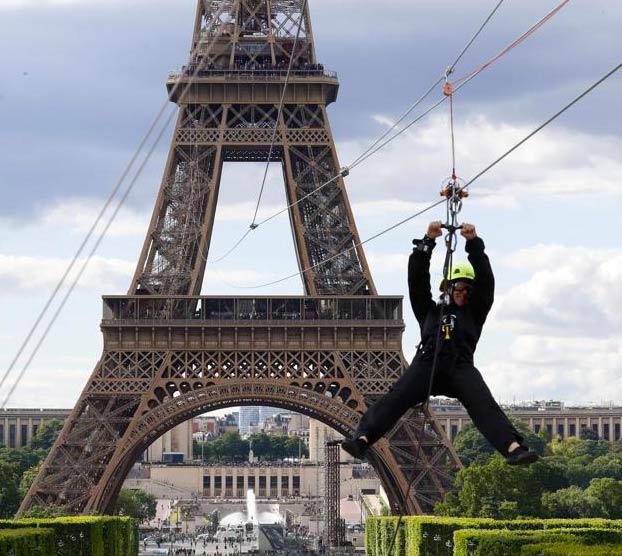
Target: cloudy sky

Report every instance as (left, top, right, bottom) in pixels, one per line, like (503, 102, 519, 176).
(0, 0, 620, 410)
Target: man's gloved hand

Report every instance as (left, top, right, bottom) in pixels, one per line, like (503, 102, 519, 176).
(461, 222, 477, 240)
(426, 221, 443, 239)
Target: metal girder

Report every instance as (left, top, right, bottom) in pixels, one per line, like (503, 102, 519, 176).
(324, 441, 344, 548)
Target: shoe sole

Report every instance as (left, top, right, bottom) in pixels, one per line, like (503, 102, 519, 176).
(507, 453, 539, 466)
(341, 441, 367, 461)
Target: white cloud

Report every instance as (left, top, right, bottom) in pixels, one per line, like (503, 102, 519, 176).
(214, 202, 284, 223)
(0, 254, 135, 293)
(484, 336, 622, 404)
(0, 0, 116, 7)
(352, 199, 430, 218)
(0, 251, 282, 294)
(366, 252, 409, 275)
(493, 244, 622, 337)
(40, 198, 150, 238)
(476, 243, 622, 403)
(2, 366, 90, 408)
(203, 267, 281, 290)
(339, 114, 622, 207)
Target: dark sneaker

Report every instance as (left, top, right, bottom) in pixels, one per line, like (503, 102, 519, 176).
(506, 446, 539, 466)
(341, 438, 369, 460)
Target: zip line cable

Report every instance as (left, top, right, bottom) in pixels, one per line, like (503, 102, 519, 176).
(250, 0, 309, 228)
(1, 110, 179, 410)
(384, 70, 465, 556)
(222, 61, 621, 291)
(0, 0, 585, 402)
(210, 0, 309, 264)
(211, 0, 508, 262)
(452, 0, 573, 88)
(0, 1, 232, 401)
(349, 0, 506, 170)
(350, 0, 574, 171)
(381, 1, 575, 536)
(209, 0, 571, 264)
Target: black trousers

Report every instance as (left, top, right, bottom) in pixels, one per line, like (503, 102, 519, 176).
(356, 354, 523, 456)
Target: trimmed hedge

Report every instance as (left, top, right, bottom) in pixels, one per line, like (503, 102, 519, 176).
(365, 517, 622, 556)
(454, 527, 622, 556)
(0, 516, 138, 556)
(0, 528, 55, 556)
(364, 517, 406, 556)
(523, 543, 622, 556)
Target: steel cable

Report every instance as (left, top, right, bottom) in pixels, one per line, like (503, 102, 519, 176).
(210, 0, 310, 264)
(210, 0, 571, 263)
(224, 61, 621, 291)
(0, 0, 232, 404)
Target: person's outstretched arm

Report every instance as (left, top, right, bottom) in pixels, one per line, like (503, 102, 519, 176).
(462, 223, 495, 324)
(409, 221, 441, 326)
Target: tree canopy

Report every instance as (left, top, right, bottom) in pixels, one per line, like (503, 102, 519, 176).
(194, 431, 308, 463)
(436, 432, 622, 519)
(0, 460, 20, 518)
(30, 419, 64, 451)
(114, 488, 157, 523)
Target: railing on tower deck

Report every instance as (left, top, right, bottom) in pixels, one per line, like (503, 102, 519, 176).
(167, 67, 338, 81)
(102, 296, 403, 324)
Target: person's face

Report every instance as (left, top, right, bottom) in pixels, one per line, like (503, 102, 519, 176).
(451, 281, 471, 307)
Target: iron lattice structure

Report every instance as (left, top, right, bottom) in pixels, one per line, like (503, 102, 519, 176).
(324, 440, 344, 548)
(20, 0, 461, 516)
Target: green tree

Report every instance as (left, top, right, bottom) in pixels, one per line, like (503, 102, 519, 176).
(585, 478, 622, 519)
(531, 457, 570, 492)
(114, 488, 157, 522)
(248, 433, 309, 461)
(0, 447, 45, 476)
(580, 428, 600, 441)
(453, 418, 546, 466)
(434, 454, 543, 518)
(0, 460, 20, 518)
(541, 485, 592, 518)
(587, 453, 622, 481)
(31, 419, 64, 450)
(452, 424, 496, 466)
(218, 431, 249, 461)
(195, 432, 249, 463)
(20, 504, 67, 518)
(19, 463, 41, 499)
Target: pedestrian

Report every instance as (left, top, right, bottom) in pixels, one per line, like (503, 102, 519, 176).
(342, 221, 539, 466)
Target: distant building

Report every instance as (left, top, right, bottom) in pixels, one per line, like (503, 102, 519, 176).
(239, 406, 275, 436)
(262, 413, 289, 434)
(308, 420, 353, 463)
(143, 419, 193, 463)
(0, 408, 69, 448)
(222, 412, 239, 433)
(140, 461, 380, 499)
(430, 398, 622, 443)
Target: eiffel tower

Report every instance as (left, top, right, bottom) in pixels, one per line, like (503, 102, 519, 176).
(21, 0, 461, 516)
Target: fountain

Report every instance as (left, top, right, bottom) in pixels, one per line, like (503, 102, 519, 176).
(246, 489, 258, 525)
(219, 490, 283, 527)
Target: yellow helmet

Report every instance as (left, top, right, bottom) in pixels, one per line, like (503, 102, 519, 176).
(439, 262, 475, 291)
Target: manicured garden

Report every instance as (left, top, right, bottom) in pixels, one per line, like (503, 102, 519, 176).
(365, 516, 622, 556)
(0, 516, 138, 556)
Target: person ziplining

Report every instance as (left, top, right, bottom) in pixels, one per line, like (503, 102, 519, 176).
(342, 63, 541, 468)
(342, 220, 539, 466)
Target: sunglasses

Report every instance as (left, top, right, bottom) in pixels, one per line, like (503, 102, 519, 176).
(452, 283, 472, 293)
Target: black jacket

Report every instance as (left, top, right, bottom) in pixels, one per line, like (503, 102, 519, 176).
(408, 236, 494, 364)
